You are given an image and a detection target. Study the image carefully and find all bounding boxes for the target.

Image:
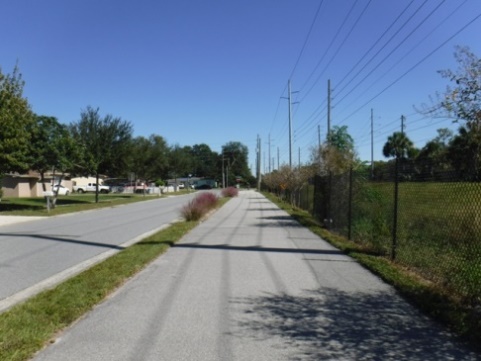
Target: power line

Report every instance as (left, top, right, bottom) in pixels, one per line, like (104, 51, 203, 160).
(340, 9, 481, 123)
(299, 0, 373, 104)
(335, 0, 417, 91)
(335, 0, 442, 108)
(298, 0, 360, 97)
(288, 0, 326, 81)
(337, 0, 468, 119)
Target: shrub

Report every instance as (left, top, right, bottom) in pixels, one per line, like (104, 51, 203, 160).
(221, 186, 239, 198)
(181, 192, 219, 221)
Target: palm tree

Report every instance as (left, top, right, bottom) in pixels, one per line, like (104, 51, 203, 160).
(383, 132, 415, 159)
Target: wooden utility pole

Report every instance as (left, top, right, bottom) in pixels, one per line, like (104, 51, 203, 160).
(256, 135, 261, 190)
(298, 147, 301, 170)
(371, 108, 374, 179)
(318, 125, 321, 149)
(268, 134, 271, 173)
(327, 79, 331, 142)
(277, 147, 280, 169)
(288, 80, 293, 168)
(282, 80, 298, 168)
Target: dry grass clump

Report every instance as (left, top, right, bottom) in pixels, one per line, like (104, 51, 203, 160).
(181, 192, 219, 221)
(221, 186, 239, 198)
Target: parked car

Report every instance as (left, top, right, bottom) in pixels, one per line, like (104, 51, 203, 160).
(73, 183, 110, 194)
(52, 185, 70, 196)
(195, 184, 212, 190)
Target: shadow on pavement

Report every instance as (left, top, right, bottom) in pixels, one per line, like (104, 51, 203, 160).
(173, 243, 345, 256)
(230, 287, 480, 361)
(0, 232, 125, 250)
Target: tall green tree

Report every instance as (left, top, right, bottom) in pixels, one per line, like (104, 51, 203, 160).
(70, 106, 133, 202)
(191, 143, 219, 178)
(447, 123, 481, 180)
(437, 46, 481, 126)
(416, 128, 453, 176)
(29, 116, 73, 190)
(420, 46, 481, 178)
(313, 125, 356, 175)
(0, 65, 34, 174)
(382, 132, 415, 159)
(221, 141, 251, 186)
(129, 134, 169, 182)
(168, 144, 193, 180)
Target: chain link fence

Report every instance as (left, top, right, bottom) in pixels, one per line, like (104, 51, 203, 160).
(292, 159, 481, 308)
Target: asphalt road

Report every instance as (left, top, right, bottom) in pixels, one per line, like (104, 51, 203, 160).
(0, 193, 198, 312)
(32, 190, 479, 361)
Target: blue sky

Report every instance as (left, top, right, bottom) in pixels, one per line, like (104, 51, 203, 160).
(2, 0, 481, 174)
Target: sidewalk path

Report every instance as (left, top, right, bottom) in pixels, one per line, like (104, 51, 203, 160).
(32, 190, 479, 361)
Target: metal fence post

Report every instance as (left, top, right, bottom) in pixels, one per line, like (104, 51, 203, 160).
(348, 167, 353, 240)
(392, 157, 399, 261)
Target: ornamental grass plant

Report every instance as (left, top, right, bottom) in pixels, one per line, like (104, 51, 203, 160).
(181, 192, 219, 221)
(221, 186, 239, 198)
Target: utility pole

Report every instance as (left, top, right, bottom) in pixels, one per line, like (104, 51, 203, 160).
(263, 151, 266, 174)
(288, 80, 293, 168)
(318, 125, 321, 149)
(256, 135, 261, 190)
(268, 134, 271, 173)
(327, 79, 331, 142)
(277, 147, 280, 169)
(371, 108, 374, 179)
(318, 124, 322, 170)
(298, 147, 301, 170)
(282, 80, 298, 168)
(401, 114, 406, 134)
(222, 154, 225, 188)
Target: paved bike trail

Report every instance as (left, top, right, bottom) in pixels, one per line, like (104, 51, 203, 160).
(32, 190, 479, 361)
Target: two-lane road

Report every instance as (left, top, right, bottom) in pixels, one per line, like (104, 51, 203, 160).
(0, 193, 197, 311)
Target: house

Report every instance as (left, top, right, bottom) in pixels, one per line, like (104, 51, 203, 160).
(1, 171, 73, 198)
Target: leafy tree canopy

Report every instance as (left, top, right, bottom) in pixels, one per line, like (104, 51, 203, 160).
(29, 116, 75, 173)
(222, 141, 252, 182)
(168, 144, 193, 179)
(129, 134, 169, 181)
(191, 143, 219, 178)
(312, 125, 357, 175)
(0, 65, 34, 173)
(327, 125, 354, 152)
(70, 106, 133, 202)
(437, 46, 481, 125)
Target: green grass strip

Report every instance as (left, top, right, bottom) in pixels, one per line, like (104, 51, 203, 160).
(0, 194, 164, 216)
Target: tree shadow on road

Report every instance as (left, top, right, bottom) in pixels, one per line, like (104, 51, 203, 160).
(231, 287, 480, 361)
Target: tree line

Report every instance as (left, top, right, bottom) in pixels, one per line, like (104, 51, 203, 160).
(380, 46, 481, 181)
(0, 65, 255, 201)
(263, 46, 481, 196)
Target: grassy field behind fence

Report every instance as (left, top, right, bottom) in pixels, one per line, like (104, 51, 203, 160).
(351, 182, 481, 304)
(296, 180, 481, 307)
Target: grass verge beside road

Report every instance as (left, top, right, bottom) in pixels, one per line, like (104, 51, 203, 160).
(0, 193, 178, 216)
(0, 196, 228, 361)
(262, 191, 481, 351)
